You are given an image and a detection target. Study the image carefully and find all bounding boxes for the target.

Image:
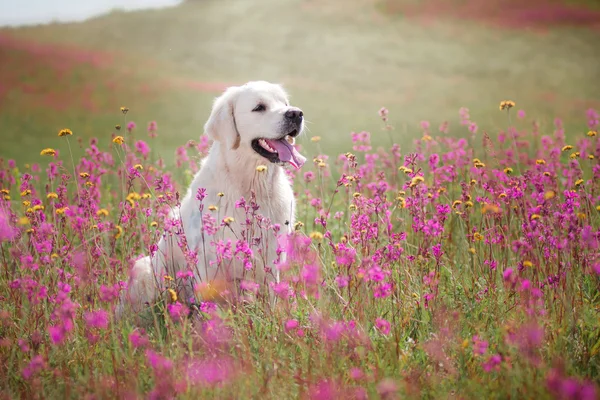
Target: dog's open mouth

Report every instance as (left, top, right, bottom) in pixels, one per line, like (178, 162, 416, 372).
(251, 133, 306, 170)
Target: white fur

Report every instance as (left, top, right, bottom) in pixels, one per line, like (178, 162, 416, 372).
(118, 81, 303, 315)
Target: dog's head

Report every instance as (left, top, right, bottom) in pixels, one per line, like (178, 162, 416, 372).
(204, 81, 306, 170)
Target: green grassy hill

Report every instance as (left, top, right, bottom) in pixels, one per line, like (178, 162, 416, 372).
(1, 0, 599, 165)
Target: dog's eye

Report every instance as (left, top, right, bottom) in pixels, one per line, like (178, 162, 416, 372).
(252, 104, 266, 112)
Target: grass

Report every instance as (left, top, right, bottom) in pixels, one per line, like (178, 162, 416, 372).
(1, 0, 599, 165)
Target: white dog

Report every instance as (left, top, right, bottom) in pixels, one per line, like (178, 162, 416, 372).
(120, 81, 306, 314)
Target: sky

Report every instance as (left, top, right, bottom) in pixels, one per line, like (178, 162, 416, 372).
(0, 0, 181, 26)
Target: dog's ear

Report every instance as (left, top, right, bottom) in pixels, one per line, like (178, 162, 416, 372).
(204, 86, 241, 150)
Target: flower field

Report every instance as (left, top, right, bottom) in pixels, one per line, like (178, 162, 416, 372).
(1, 104, 599, 399)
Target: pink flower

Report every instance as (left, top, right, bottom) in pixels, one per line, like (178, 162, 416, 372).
(167, 302, 188, 322)
(468, 122, 478, 134)
(84, 310, 109, 329)
(129, 329, 149, 348)
(22, 355, 45, 379)
(375, 318, 391, 335)
(284, 319, 299, 333)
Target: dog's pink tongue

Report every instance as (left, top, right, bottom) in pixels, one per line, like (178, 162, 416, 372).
(269, 139, 306, 170)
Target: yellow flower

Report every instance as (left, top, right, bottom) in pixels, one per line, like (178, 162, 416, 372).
(499, 193, 507, 198)
(47, 192, 58, 200)
(468, 247, 476, 254)
(349, 204, 357, 211)
(544, 191, 555, 200)
(570, 152, 580, 159)
(464, 201, 474, 208)
(20, 189, 31, 197)
(473, 232, 484, 241)
(317, 161, 327, 168)
(150, 221, 158, 227)
(410, 176, 424, 187)
(294, 221, 304, 230)
(504, 167, 513, 175)
(472, 158, 482, 164)
(499, 100, 515, 110)
(536, 159, 546, 165)
(164, 275, 174, 281)
(127, 192, 141, 201)
(577, 212, 586, 220)
(474, 162, 485, 168)
(3, 195, 10, 201)
(167, 288, 177, 302)
(523, 260, 533, 268)
(311, 136, 321, 142)
(543, 172, 551, 177)
(58, 128, 73, 137)
(452, 200, 462, 209)
(309, 231, 324, 241)
(397, 196, 406, 208)
(79, 172, 90, 179)
(482, 203, 500, 214)
(422, 134, 432, 142)
(575, 179, 584, 187)
(470, 179, 477, 186)
(141, 193, 151, 200)
(0, 189, 9, 195)
(353, 192, 361, 198)
(530, 214, 541, 220)
(114, 225, 123, 239)
(462, 339, 470, 349)
(85, 182, 94, 187)
(18, 217, 30, 225)
(589, 155, 595, 160)
(96, 209, 109, 217)
(596, 205, 600, 212)
(133, 164, 143, 170)
(217, 192, 224, 197)
(256, 165, 267, 172)
(32, 205, 44, 212)
(208, 205, 218, 211)
(120, 106, 129, 114)
(587, 130, 597, 137)
(51, 253, 59, 259)
(113, 136, 124, 145)
(562, 145, 573, 152)
(55, 207, 68, 215)
(115, 124, 121, 130)
(223, 216, 234, 224)
(22, 201, 31, 207)
(40, 148, 56, 156)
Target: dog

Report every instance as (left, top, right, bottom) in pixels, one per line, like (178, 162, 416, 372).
(119, 81, 306, 315)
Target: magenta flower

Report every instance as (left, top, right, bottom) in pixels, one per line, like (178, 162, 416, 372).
(84, 310, 109, 329)
(375, 318, 391, 335)
(284, 319, 299, 333)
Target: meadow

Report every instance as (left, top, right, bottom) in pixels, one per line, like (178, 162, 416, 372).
(1, 102, 599, 398)
(1, 0, 600, 399)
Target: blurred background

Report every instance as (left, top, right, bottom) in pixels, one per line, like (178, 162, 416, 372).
(1, 0, 599, 165)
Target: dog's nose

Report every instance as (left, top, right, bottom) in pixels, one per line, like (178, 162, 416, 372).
(285, 108, 303, 124)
